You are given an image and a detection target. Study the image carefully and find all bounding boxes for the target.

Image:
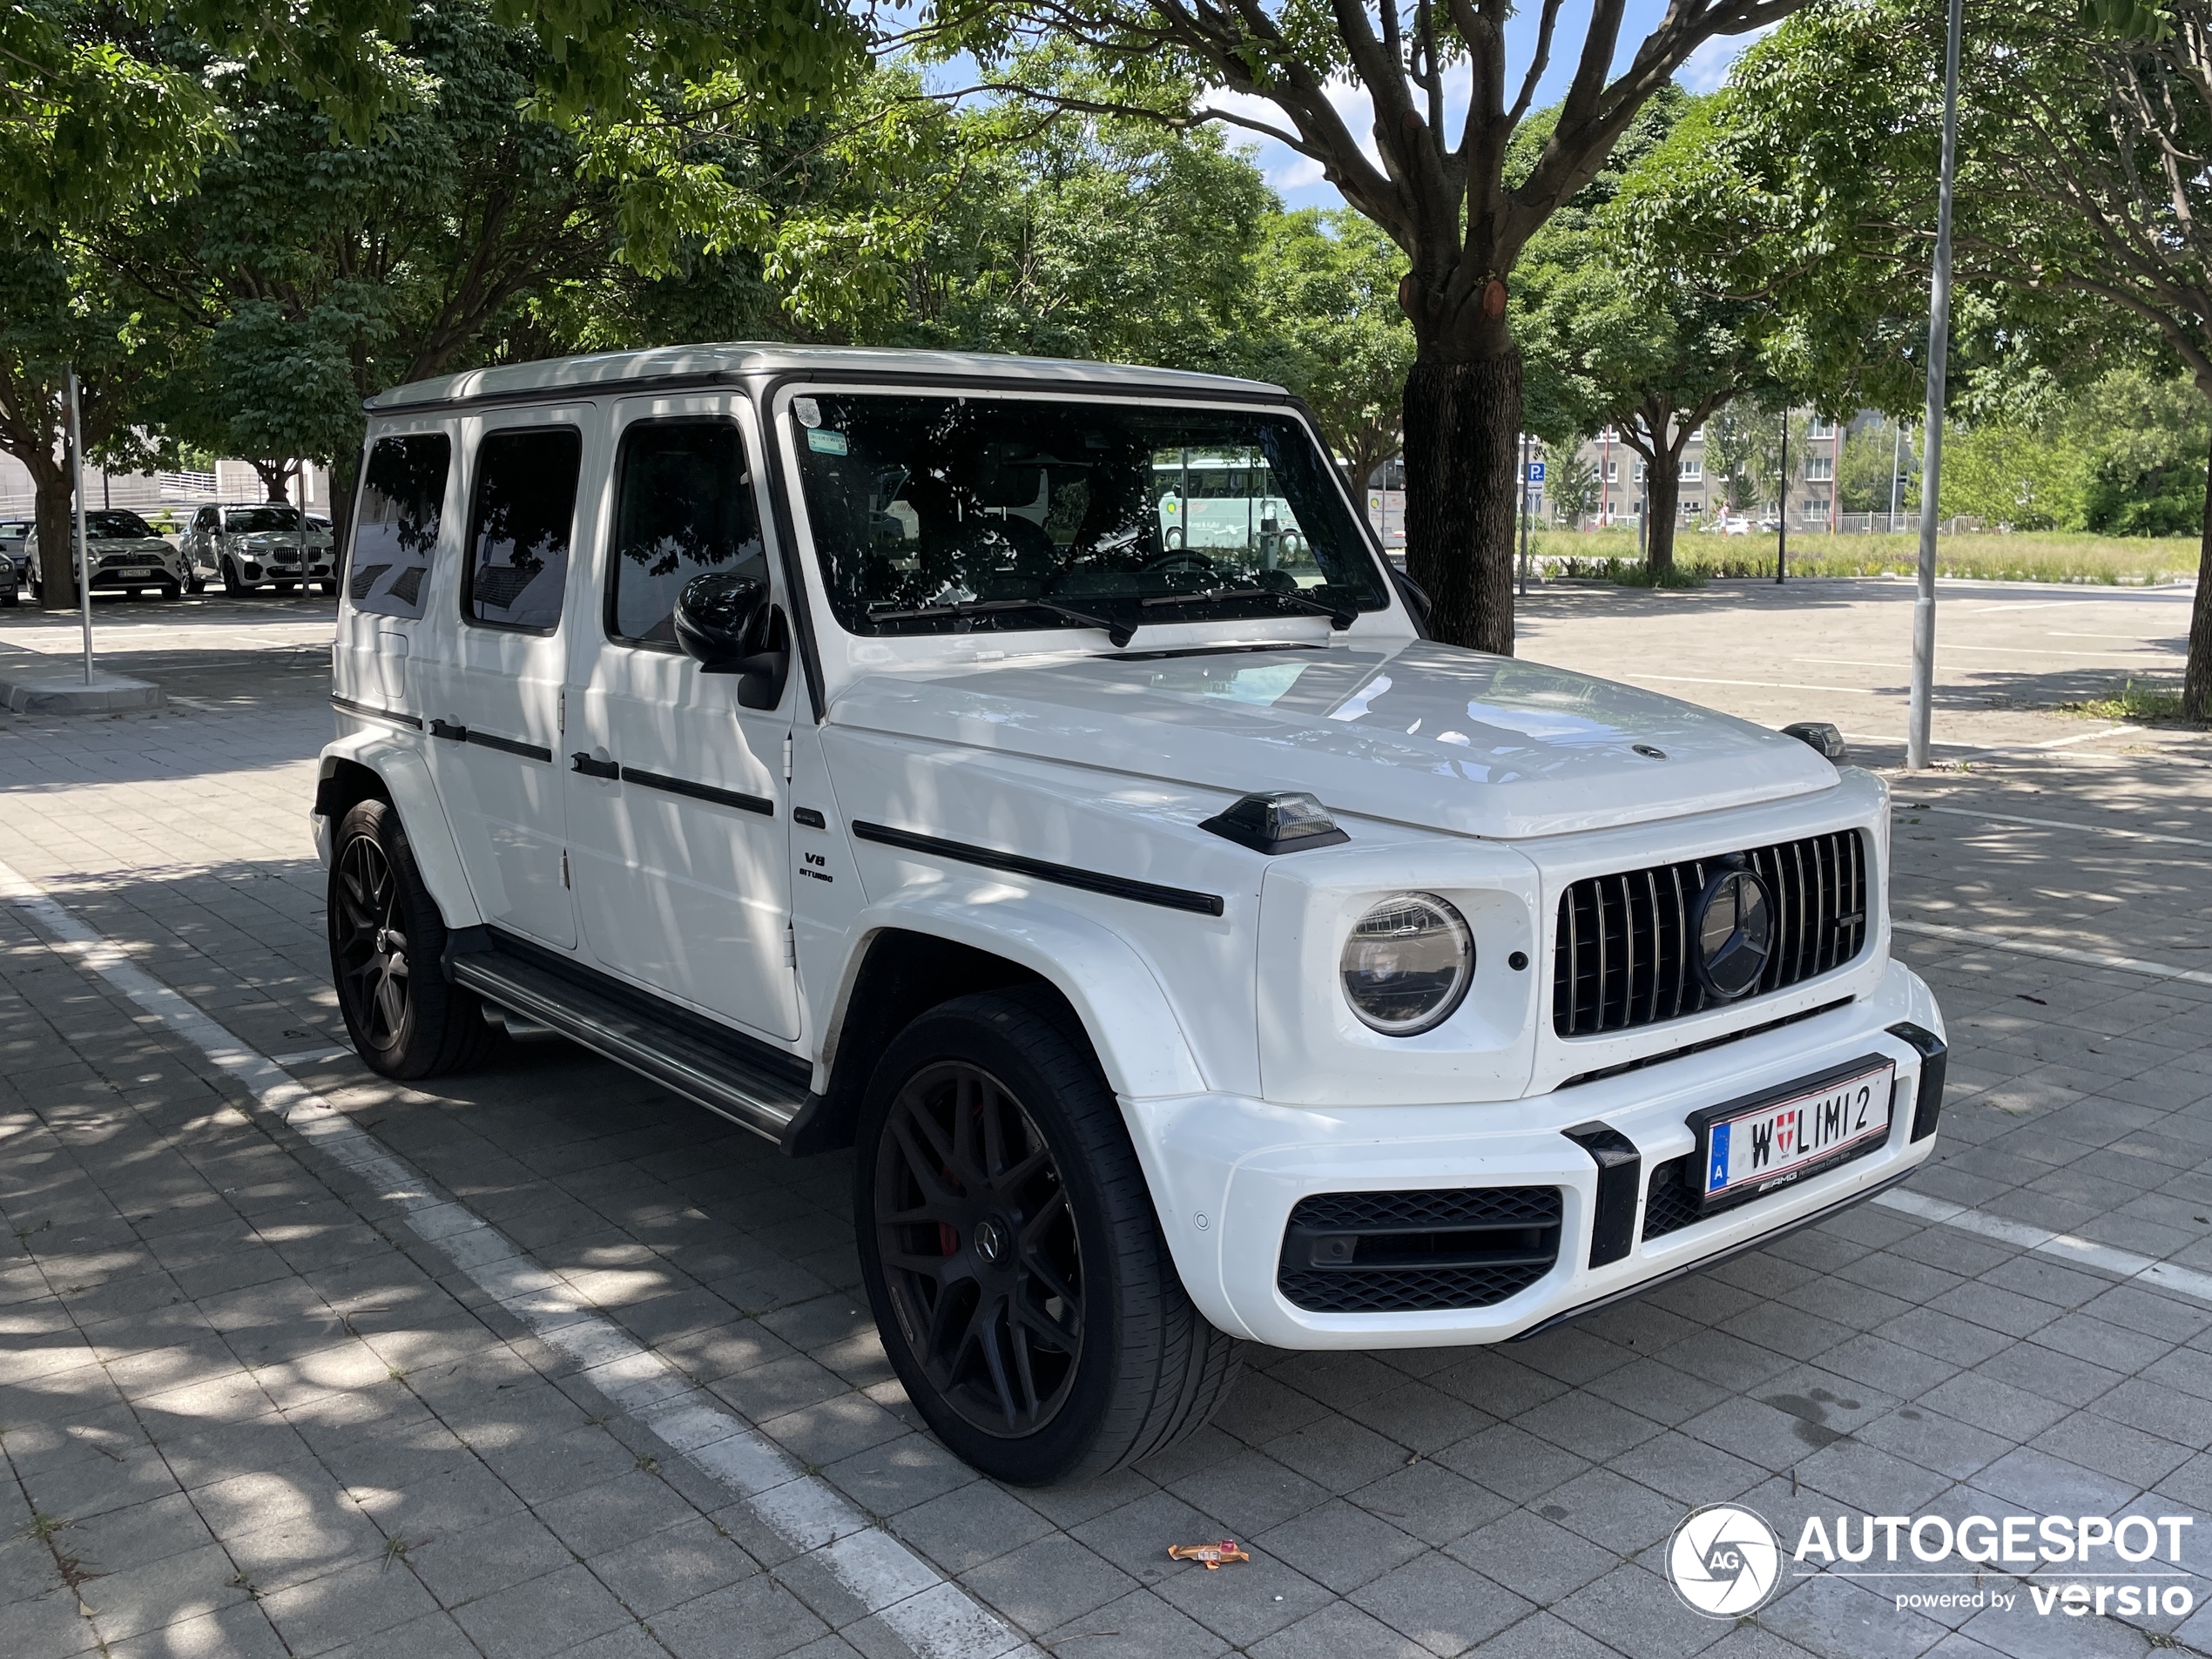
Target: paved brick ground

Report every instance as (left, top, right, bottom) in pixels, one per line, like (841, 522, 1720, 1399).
(1, 582, 2209, 1659)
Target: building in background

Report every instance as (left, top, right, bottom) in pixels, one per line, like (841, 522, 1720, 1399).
(0, 454, 334, 529)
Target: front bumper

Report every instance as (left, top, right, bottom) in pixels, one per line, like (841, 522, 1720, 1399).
(1129, 961, 1944, 1348)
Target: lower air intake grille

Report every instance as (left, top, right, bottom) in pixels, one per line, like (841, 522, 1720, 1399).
(1554, 830, 1870, 1039)
(1277, 1186, 1561, 1313)
(1641, 1156, 1702, 1241)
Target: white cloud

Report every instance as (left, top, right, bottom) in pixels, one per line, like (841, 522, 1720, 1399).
(1679, 25, 1775, 93)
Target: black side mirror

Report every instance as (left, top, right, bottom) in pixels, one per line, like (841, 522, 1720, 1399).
(674, 572, 790, 711)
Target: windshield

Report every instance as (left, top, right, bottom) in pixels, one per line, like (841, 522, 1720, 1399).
(226, 507, 303, 532)
(85, 511, 156, 539)
(791, 394, 1390, 639)
(0, 522, 26, 537)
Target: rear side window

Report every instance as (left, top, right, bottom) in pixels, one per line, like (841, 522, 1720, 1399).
(465, 427, 580, 633)
(351, 434, 451, 618)
(608, 421, 766, 647)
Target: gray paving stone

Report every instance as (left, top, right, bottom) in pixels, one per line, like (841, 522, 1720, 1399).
(449, 1561, 635, 1657)
(1759, 1572, 1947, 1659)
(1253, 1497, 1425, 1594)
(1346, 1459, 1514, 1548)
(1554, 1561, 1728, 1659)
(646, 1576, 830, 1659)
(961, 1534, 1136, 1635)
(587, 1514, 759, 1617)
(1249, 1598, 1433, 1659)
(406, 1512, 574, 1608)
(1446, 1510, 1619, 1606)
(1038, 1584, 1231, 1659)
(255, 1554, 444, 1656)
(889, 1479, 1055, 1576)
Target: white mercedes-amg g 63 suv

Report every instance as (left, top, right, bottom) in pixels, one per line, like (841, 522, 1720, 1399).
(313, 346, 1946, 1485)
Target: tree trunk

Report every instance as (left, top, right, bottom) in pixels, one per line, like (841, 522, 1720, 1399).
(1645, 452, 1683, 577)
(252, 459, 291, 502)
(2188, 431, 2212, 723)
(31, 462, 75, 609)
(1402, 348, 1520, 655)
(329, 448, 361, 573)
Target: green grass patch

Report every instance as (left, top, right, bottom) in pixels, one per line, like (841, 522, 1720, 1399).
(1528, 528, 2202, 585)
(2060, 679, 2192, 723)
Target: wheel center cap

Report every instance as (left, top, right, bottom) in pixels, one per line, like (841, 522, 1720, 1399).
(374, 927, 394, 954)
(973, 1217, 1008, 1264)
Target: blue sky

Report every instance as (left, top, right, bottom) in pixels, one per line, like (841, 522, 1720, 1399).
(1191, 2, 1769, 211)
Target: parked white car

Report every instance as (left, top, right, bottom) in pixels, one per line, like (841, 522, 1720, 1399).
(180, 502, 337, 594)
(24, 509, 192, 601)
(312, 347, 1946, 1485)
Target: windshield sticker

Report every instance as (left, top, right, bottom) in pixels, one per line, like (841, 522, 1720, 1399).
(806, 428, 848, 455)
(792, 396, 822, 428)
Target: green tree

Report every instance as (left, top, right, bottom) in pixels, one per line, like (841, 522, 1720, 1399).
(1545, 447, 1601, 527)
(0, 238, 175, 599)
(1671, 0, 2212, 708)
(1243, 210, 1415, 493)
(923, 0, 1824, 654)
(1516, 91, 1796, 575)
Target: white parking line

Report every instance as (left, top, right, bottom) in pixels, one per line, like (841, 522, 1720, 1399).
(1873, 1189, 2212, 1307)
(1624, 672, 1887, 696)
(0, 856, 1035, 1659)
(1892, 919, 2212, 988)
(1899, 804, 2212, 851)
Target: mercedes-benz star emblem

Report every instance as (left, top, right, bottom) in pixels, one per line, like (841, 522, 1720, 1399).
(1691, 867, 1774, 1000)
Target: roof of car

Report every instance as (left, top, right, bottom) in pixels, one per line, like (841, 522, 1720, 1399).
(365, 345, 1289, 414)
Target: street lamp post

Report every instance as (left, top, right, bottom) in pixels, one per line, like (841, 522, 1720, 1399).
(65, 368, 93, 683)
(1776, 410, 1789, 584)
(1909, 0, 1966, 770)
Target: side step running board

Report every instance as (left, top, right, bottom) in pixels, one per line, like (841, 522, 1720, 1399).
(448, 940, 815, 1147)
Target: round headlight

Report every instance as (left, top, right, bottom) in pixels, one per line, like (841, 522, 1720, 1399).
(1340, 893, 1474, 1035)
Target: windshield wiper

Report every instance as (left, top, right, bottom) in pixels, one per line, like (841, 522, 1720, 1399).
(866, 597, 1138, 650)
(1138, 585, 1356, 630)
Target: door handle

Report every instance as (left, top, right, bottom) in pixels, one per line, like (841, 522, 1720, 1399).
(570, 752, 619, 779)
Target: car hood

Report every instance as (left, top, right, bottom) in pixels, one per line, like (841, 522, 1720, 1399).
(828, 640, 1839, 840)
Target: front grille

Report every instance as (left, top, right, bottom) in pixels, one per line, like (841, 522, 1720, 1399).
(1553, 830, 1869, 1039)
(1277, 1186, 1561, 1313)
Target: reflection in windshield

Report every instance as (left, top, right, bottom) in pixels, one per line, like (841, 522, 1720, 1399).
(85, 511, 156, 539)
(226, 507, 304, 533)
(792, 395, 1389, 639)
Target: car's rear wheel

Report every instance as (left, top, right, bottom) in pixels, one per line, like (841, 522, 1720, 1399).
(328, 799, 496, 1080)
(856, 988, 1241, 1485)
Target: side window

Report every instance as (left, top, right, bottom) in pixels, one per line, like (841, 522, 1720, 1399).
(465, 427, 580, 633)
(351, 434, 451, 619)
(608, 421, 766, 647)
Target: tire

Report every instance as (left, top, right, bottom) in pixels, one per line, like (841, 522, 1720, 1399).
(158, 580, 183, 601)
(187, 577, 207, 595)
(327, 799, 497, 1080)
(855, 988, 1242, 1485)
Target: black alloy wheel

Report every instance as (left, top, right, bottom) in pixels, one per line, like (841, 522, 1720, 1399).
(327, 799, 496, 1079)
(873, 1061, 1085, 1439)
(855, 989, 1243, 1485)
(333, 828, 411, 1052)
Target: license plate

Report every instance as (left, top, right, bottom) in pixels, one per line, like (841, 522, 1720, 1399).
(1688, 1057, 1896, 1212)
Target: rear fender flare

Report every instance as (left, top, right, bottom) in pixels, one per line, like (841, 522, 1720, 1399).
(314, 738, 481, 931)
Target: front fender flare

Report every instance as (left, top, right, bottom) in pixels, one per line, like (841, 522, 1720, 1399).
(314, 736, 480, 931)
(827, 893, 1208, 1103)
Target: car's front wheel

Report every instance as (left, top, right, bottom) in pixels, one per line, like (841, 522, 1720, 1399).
(856, 988, 1241, 1485)
(327, 799, 496, 1080)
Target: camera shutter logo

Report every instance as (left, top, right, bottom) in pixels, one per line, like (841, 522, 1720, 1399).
(1668, 1504, 1781, 1618)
